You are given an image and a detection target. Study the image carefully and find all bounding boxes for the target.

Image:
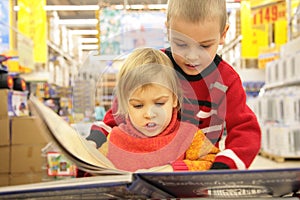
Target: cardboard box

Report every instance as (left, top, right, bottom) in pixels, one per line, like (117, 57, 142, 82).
(0, 89, 11, 117)
(0, 146, 10, 173)
(0, 89, 29, 117)
(0, 173, 10, 186)
(11, 116, 49, 145)
(10, 172, 45, 186)
(0, 117, 10, 146)
(10, 144, 46, 173)
(10, 90, 29, 116)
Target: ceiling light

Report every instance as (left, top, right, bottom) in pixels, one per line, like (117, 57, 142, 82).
(79, 44, 99, 50)
(79, 38, 99, 43)
(44, 5, 99, 11)
(70, 30, 99, 35)
(112, 4, 167, 10)
(147, 4, 168, 9)
(14, 5, 99, 11)
(58, 19, 98, 25)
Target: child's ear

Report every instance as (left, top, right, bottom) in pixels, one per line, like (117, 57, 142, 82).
(173, 96, 178, 108)
(219, 23, 230, 45)
(165, 21, 169, 29)
(165, 21, 170, 41)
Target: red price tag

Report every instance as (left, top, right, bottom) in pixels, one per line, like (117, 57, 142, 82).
(252, 1, 286, 25)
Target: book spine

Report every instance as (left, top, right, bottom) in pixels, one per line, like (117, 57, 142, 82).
(128, 175, 173, 198)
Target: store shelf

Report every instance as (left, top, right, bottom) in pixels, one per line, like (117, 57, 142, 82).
(47, 40, 78, 66)
(263, 79, 300, 90)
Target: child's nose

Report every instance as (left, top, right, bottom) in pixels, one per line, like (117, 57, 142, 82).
(185, 50, 200, 62)
(144, 107, 156, 119)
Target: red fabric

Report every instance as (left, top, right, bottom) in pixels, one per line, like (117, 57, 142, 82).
(105, 111, 198, 172)
(171, 160, 189, 171)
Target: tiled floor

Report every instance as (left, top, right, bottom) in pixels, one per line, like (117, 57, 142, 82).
(249, 155, 300, 169)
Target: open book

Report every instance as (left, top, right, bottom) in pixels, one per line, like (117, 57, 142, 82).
(0, 96, 299, 199)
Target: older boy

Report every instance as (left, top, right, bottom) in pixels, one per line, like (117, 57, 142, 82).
(162, 0, 261, 169)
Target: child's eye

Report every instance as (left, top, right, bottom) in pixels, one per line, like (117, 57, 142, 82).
(174, 42, 187, 48)
(176, 44, 187, 48)
(133, 104, 143, 109)
(201, 45, 211, 49)
(155, 102, 165, 107)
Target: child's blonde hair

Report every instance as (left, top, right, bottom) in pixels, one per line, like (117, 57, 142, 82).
(115, 47, 183, 116)
(166, 0, 227, 34)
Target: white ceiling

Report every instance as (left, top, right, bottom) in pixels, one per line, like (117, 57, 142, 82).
(46, 0, 168, 20)
(44, 0, 240, 54)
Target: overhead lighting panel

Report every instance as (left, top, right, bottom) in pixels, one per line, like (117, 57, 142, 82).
(58, 19, 98, 25)
(44, 5, 99, 11)
(70, 30, 99, 35)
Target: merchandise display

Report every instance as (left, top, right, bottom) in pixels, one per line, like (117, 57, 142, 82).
(252, 37, 300, 160)
(0, 0, 300, 198)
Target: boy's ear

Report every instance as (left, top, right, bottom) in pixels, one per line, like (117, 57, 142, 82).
(165, 21, 170, 41)
(165, 20, 169, 29)
(219, 23, 230, 45)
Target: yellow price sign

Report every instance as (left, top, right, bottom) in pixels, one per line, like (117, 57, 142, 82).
(252, 1, 286, 25)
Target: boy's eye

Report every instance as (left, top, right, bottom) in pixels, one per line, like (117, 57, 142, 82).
(174, 42, 187, 48)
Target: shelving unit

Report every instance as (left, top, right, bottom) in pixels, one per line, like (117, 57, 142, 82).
(96, 73, 117, 110)
(252, 37, 300, 161)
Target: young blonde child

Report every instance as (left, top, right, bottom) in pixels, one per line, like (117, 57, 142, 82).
(87, 0, 261, 170)
(96, 48, 219, 172)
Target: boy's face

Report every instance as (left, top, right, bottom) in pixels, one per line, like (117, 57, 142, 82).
(167, 18, 228, 75)
(127, 84, 177, 137)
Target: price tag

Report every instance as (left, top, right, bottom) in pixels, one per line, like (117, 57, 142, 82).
(252, 1, 286, 25)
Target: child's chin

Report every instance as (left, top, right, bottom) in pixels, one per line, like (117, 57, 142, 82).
(183, 68, 201, 76)
(142, 130, 161, 137)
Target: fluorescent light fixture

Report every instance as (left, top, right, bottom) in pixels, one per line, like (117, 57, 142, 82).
(147, 4, 168, 9)
(44, 5, 99, 11)
(79, 38, 99, 43)
(71, 30, 99, 35)
(129, 5, 145, 9)
(14, 5, 99, 11)
(14, 4, 167, 11)
(58, 19, 98, 25)
(227, 2, 241, 9)
(113, 4, 167, 10)
(79, 44, 99, 50)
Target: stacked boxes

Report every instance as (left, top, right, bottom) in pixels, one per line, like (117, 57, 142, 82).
(9, 116, 50, 186)
(254, 37, 300, 158)
(0, 90, 17, 186)
(261, 124, 300, 157)
(265, 52, 300, 85)
(0, 89, 50, 186)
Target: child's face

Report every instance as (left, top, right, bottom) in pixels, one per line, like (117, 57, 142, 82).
(127, 84, 178, 137)
(168, 18, 227, 75)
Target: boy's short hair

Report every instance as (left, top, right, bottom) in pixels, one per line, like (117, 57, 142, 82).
(116, 48, 183, 116)
(166, 0, 227, 33)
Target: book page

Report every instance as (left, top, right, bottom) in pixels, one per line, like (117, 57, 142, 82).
(29, 96, 128, 175)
